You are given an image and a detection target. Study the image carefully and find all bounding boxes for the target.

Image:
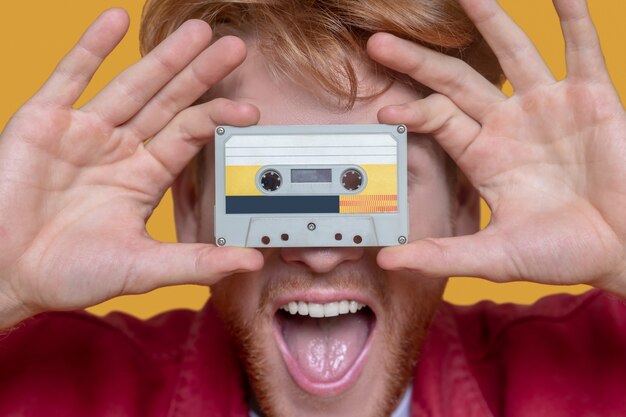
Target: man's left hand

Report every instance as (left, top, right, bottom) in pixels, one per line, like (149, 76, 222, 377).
(368, 0, 626, 295)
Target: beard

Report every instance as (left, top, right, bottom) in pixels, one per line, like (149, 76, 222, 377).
(211, 256, 444, 417)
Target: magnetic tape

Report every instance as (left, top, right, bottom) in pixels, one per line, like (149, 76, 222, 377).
(214, 124, 408, 247)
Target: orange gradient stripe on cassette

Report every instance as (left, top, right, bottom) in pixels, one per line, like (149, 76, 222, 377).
(339, 194, 398, 213)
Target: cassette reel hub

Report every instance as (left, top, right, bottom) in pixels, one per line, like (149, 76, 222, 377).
(260, 169, 282, 192)
(341, 168, 364, 191)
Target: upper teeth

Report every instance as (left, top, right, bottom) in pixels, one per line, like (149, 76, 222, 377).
(280, 300, 366, 318)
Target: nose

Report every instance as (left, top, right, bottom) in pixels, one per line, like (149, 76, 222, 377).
(280, 247, 365, 274)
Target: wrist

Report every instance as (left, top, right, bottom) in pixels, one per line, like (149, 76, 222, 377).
(0, 289, 32, 330)
(593, 263, 626, 300)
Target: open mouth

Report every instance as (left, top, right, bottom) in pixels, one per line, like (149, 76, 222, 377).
(273, 298, 376, 396)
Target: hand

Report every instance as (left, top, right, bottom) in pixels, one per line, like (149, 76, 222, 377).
(368, 0, 626, 294)
(0, 9, 263, 328)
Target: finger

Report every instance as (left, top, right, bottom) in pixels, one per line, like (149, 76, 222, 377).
(457, 0, 555, 91)
(146, 98, 260, 180)
(82, 19, 213, 126)
(367, 33, 505, 121)
(378, 94, 482, 173)
(126, 242, 264, 292)
(33, 9, 130, 106)
(553, 0, 610, 81)
(377, 232, 512, 281)
(123, 36, 248, 140)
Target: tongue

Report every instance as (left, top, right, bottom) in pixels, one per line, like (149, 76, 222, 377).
(281, 312, 370, 383)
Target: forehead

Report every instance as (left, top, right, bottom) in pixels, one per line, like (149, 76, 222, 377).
(208, 45, 423, 125)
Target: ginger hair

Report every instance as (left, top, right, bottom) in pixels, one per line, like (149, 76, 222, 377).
(139, 0, 504, 108)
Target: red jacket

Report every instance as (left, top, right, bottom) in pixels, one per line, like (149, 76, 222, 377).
(1, 290, 625, 416)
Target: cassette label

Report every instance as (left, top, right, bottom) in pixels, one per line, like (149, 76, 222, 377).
(214, 124, 408, 247)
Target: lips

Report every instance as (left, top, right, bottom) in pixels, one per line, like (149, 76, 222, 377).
(273, 296, 376, 396)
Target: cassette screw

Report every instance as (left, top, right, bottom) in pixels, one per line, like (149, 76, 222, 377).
(217, 237, 226, 246)
(216, 127, 226, 135)
(307, 223, 317, 231)
(398, 236, 407, 245)
(397, 125, 406, 134)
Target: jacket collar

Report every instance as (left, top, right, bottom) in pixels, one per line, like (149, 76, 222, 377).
(168, 302, 249, 417)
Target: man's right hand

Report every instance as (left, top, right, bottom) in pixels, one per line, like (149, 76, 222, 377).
(0, 9, 263, 329)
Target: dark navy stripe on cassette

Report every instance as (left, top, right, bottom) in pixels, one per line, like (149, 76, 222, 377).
(226, 196, 340, 214)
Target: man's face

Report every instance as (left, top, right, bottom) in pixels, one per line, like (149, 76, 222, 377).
(180, 46, 465, 417)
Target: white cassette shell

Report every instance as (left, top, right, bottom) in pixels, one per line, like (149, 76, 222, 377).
(214, 124, 408, 247)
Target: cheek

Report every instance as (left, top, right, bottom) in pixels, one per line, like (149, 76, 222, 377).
(406, 137, 455, 241)
(390, 270, 447, 302)
(211, 271, 265, 319)
(407, 171, 454, 241)
(384, 267, 448, 334)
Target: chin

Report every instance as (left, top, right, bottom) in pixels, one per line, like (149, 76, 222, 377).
(211, 259, 445, 417)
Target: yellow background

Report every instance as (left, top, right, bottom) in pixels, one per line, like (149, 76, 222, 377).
(1, 1, 623, 319)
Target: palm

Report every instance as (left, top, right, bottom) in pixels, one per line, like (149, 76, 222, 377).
(0, 10, 262, 323)
(2, 106, 150, 309)
(369, 0, 626, 292)
(467, 82, 625, 284)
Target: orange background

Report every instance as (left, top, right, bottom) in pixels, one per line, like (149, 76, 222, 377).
(1, 1, 623, 319)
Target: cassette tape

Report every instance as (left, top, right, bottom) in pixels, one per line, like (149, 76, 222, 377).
(214, 124, 408, 247)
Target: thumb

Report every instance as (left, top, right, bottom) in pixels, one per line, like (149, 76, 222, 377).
(376, 231, 512, 281)
(124, 242, 264, 294)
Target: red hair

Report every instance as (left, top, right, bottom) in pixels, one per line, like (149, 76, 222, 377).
(140, 0, 503, 108)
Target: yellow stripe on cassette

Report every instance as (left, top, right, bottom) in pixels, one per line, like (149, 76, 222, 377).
(358, 164, 397, 196)
(225, 165, 263, 196)
(224, 164, 398, 210)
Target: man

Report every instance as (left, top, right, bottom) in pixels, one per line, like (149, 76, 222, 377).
(0, 0, 624, 416)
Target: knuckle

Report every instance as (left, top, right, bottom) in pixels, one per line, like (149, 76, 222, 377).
(112, 76, 148, 108)
(406, 54, 428, 78)
(176, 120, 202, 146)
(151, 50, 183, 76)
(193, 249, 203, 278)
(194, 246, 222, 280)
(470, 1, 500, 25)
(150, 94, 185, 125)
(498, 42, 533, 63)
(422, 237, 447, 259)
(429, 93, 454, 109)
(434, 60, 471, 91)
(75, 41, 108, 62)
